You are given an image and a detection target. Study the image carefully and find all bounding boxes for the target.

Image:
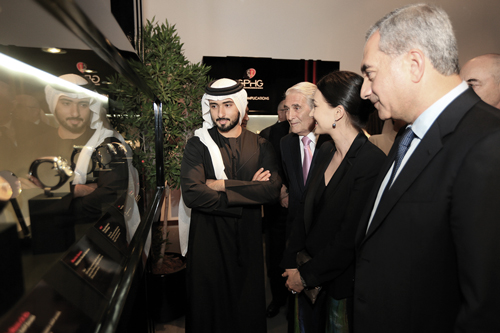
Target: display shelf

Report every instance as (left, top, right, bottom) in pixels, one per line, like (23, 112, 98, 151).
(0, 0, 164, 331)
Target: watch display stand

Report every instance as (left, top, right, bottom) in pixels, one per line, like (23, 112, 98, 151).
(29, 193, 75, 255)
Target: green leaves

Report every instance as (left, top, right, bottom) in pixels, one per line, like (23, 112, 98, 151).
(104, 19, 210, 190)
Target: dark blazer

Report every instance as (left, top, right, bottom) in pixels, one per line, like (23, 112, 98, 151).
(281, 133, 385, 299)
(354, 88, 500, 333)
(280, 132, 330, 232)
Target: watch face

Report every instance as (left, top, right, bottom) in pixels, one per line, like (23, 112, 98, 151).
(37, 160, 62, 187)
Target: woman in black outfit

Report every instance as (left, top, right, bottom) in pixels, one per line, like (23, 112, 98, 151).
(282, 71, 386, 333)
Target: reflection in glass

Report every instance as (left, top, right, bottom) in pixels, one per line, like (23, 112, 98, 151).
(0, 170, 21, 201)
(28, 156, 73, 193)
(0, 53, 141, 249)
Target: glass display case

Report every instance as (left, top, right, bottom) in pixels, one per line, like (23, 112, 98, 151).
(0, 0, 164, 332)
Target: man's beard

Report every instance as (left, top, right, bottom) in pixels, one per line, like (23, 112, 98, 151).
(214, 117, 238, 133)
(57, 116, 90, 134)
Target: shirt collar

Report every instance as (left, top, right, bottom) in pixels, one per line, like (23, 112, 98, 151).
(411, 81, 468, 139)
(299, 131, 317, 144)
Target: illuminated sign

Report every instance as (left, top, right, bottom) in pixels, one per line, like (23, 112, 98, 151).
(238, 79, 264, 90)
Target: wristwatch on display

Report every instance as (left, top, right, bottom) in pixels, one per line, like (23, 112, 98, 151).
(71, 142, 127, 175)
(71, 146, 99, 175)
(29, 156, 73, 195)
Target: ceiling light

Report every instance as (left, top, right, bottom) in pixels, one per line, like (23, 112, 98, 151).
(41, 47, 67, 54)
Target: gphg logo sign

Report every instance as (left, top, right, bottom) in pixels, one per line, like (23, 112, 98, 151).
(238, 79, 264, 89)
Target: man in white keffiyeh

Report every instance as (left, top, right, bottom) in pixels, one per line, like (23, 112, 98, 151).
(180, 78, 282, 333)
(43, 74, 144, 250)
(178, 78, 248, 253)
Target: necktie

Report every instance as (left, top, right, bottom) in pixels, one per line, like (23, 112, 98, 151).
(386, 126, 416, 189)
(302, 136, 313, 185)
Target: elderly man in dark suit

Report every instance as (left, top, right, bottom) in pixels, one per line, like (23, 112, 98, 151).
(280, 83, 329, 236)
(355, 4, 500, 332)
(279, 82, 329, 328)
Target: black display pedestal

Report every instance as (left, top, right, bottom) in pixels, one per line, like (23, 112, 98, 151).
(29, 193, 75, 255)
(0, 222, 24, 316)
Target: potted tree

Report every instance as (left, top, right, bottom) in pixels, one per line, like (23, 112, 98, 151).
(106, 18, 210, 192)
(104, 18, 210, 323)
(148, 192, 188, 322)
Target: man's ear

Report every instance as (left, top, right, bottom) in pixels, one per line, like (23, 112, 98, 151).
(408, 49, 425, 83)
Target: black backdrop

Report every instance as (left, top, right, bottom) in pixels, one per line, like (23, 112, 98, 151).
(203, 56, 340, 115)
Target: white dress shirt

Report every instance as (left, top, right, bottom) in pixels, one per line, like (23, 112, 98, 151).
(299, 131, 318, 164)
(366, 81, 469, 232)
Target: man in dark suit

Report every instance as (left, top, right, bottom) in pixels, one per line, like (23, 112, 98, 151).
(281, 83, 329, 235)
(279, 82, 329, 327)
(355, 4, 500, 332)
(260, 99, 290, 318)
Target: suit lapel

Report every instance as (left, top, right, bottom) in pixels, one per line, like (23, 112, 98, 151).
(355, 137, 398, 246)
(303, 142, 335, 234)
(360, 89, 480, 245)
(305, 135, 331, 187)
(306, 143, 323, 187)
(304, 133, 366, 234)
(289, 135, 306, 192)
(363, 126, 443, 240)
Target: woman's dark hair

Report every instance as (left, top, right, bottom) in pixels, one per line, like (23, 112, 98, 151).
(316, 71, 375, 130)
